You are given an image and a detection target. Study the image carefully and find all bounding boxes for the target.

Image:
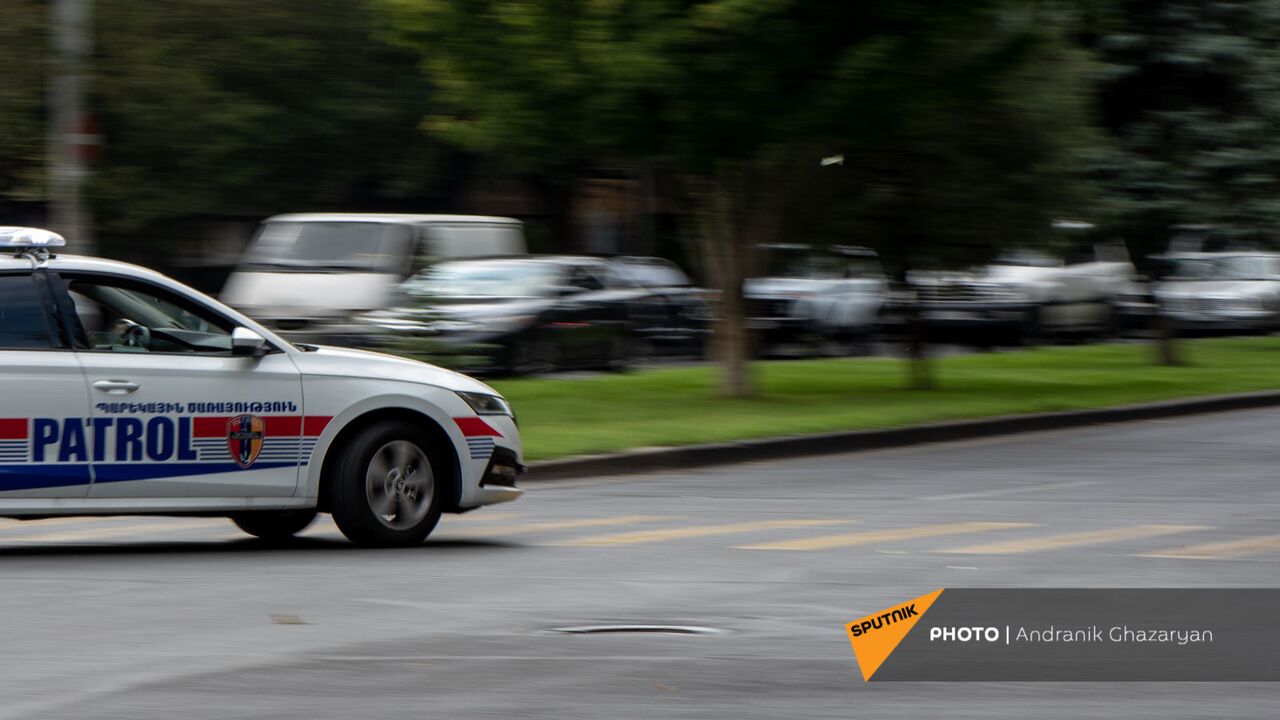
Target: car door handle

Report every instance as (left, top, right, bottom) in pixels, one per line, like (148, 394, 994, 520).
(93, 379, 141, 395)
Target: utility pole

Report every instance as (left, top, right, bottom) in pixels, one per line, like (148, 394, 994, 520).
(48, 0, 95, 253)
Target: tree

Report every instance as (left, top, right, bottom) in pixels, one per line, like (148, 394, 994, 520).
(0, 0, 47, 206)
(771, 3, 1099, 386)
(1091, 0, 1280, 251)
(89, 0, 444, 238)
(379, 0, 1096, 394)
(1087, 0, 1280, 364)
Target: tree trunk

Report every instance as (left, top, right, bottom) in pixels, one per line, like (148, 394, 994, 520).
(712, 273, 752, 397)
(696, 166, 756, 398)
(531, 175, 578, 253)
(1150, 297, 1182, 367)
(902, 286, 934, 390)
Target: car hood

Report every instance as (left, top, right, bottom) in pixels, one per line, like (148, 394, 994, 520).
(982, 265, 1061, 283)
(911, 266, 1054, 286)
(222, 272, 394, 318)
(744, 277, 828, 297)
(1156, 280, 1277, 298)
(426, 297, 549, 318)
(291, 344, 497, 395)
(370, 297, 550, 321)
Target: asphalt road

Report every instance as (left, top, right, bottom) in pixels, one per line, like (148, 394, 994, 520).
(3, 409, 1279, 718)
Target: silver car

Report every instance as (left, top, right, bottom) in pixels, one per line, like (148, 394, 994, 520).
(1153, 252, 1280, 333)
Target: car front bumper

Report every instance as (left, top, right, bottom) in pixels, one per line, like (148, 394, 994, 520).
(745, 315, 809, 342)
(881, 301, 1034, 328)
(1163, 310, 1275, 332)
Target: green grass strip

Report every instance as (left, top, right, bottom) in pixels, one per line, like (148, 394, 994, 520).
(490, 337, 1280, 461)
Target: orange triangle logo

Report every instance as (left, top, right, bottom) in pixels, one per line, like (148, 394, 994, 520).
(845, 588, 944, 681)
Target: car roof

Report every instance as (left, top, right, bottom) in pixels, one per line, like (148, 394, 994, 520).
(613, 255, 680, 266)
(265, 213, 522, 225)
(1155, 251, 1280, 259)
(434, 254, 608, 266)
(0, 252, 171, 280)
(758, 242, 878, 257)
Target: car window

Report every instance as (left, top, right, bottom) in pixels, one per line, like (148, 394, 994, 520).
(616, 260, 690, 287)
(63, 276, 234, 355)
(0, 274, 52, 349)
(423, 224, 524, 259)
(406, 259, 561, 299)
(242, 222, 414, 273)
(1165, 256, 1277, 281)
(763, 248, 843, 279)
(844, 258, 883, 279)
(569, 266, 605, 291)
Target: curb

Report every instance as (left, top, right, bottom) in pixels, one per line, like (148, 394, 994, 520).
(525, 389, 1280, 481)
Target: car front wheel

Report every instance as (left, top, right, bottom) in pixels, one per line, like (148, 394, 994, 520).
(327, 421, 444, 547)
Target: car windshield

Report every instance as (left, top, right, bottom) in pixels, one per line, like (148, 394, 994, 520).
(615, 261, 690, 287)
(1165, 256, 1276, 280)
(242, 222, 414, 272)
(762, 248, 843, 279)
(404, 260, 561, 299)
(992, 250, 1061, 268)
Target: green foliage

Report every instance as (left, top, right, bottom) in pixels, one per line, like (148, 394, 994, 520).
(89, 0, 442, 232)
(379, 0, 1097, 271)
(0, 0, 47, 202)
(1089, 0, 1280, 256)
(773, 3, 1101, 273)
(378, 0, 1100, 393)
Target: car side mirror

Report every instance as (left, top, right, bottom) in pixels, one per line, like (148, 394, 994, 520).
(231, 326, 268, 356)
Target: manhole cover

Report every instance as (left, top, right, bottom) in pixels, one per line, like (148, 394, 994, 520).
(550, 624, 722, 636)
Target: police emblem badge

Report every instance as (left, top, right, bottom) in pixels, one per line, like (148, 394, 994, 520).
(226, 414, 265, 468)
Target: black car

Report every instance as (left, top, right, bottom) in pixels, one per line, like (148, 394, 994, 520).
(605, 256, 712, 356)
(359, 256, 638, 375)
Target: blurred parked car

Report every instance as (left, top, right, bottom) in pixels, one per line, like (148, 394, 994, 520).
(358, 256, 638, 375)
(1150, 252, 1280, 333)
(221, 213, 526, 343)
(894, 244, 1134, 344)
(745, 244, 887, 354)
(607, 256, 712, 355)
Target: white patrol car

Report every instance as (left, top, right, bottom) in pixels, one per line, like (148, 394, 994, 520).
(0, 227, 523, 546)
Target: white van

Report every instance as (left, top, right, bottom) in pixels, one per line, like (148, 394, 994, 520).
(221, 213, 526, 342)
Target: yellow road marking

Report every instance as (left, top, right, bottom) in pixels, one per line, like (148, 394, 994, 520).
(558, 519, 849, 547)
(736, 522, 1032, 551)
(942, 524, 1209, 555)
(444, 515, 673, 537)
(1140, 534, 1280, 560)
(0, 518, 233, 543)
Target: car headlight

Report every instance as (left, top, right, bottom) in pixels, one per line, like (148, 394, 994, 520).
(457, 391, 514, 416)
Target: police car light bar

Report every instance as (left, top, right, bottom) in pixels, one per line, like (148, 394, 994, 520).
(0, 227, 67, 253)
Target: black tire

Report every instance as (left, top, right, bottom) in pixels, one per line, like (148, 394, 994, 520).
(326, 420, 445, 547)
(1017, 308, 1047, 347)
(231, 509, 317, 542)
(605, 333, 638, 373)
(1097, 302, 1120, 340)
(507, 336, 555, 377)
